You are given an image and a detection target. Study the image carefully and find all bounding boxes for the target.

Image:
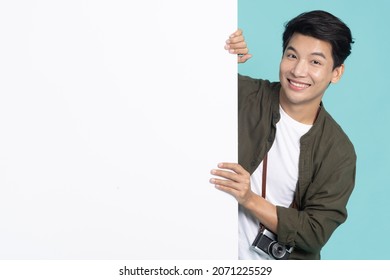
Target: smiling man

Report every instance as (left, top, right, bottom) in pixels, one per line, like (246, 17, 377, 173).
(210, 11, 356, 259)
(279, 33, 344, 124)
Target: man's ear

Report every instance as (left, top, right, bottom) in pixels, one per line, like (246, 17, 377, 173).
(331, 64, 345, 84)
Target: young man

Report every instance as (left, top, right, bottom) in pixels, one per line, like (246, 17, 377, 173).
(210, 10, 356, 259)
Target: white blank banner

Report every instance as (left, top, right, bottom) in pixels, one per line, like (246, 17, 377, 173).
(0, 1, 237, 259)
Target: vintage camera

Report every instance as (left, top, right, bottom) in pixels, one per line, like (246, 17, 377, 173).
(251, 228, 293, 260)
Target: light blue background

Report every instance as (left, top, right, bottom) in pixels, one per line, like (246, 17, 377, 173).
(238, 0, 390, 259)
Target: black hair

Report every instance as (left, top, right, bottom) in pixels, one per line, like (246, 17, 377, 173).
(282, 10, 354, 69)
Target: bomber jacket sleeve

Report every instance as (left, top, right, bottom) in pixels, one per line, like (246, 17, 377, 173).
(276, 113, 357, 259)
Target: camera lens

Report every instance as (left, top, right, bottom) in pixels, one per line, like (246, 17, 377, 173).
(270, 242, 287, 259)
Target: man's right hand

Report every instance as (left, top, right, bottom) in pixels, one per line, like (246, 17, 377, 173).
(225, 29, 252, 63)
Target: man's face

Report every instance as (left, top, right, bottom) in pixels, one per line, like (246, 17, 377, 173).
(279, 33, 344, 116)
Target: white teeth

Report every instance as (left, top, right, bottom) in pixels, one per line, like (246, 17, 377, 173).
(290, 80, 310, 88)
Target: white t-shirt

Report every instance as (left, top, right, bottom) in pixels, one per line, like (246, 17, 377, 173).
(238, 105, 312, 260)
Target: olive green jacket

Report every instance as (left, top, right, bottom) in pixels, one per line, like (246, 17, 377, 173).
(238, 74, 356, 259)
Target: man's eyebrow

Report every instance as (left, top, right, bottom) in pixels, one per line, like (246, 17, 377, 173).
(311, 52, 327, 59)
(286, 46, 296, 52)
(286, 46, 327, 59)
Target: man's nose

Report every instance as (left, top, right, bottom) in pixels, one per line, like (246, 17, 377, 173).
(291, 60, 308, 77)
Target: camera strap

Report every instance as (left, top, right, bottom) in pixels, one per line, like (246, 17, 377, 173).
(261, 152, 268, 200)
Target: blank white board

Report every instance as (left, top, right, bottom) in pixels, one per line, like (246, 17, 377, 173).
(0, 0, 237, 259)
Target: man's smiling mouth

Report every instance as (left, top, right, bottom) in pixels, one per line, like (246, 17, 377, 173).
(288, 79, 311, 90)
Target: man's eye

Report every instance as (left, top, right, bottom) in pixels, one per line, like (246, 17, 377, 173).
(312, 60, 321, 65)
(287, 54, 296, 59)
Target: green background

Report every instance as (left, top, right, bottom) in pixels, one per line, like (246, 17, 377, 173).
(238, 0, 390, 259)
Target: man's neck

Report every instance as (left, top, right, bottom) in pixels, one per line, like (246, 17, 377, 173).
(279, 100, 321, 125)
